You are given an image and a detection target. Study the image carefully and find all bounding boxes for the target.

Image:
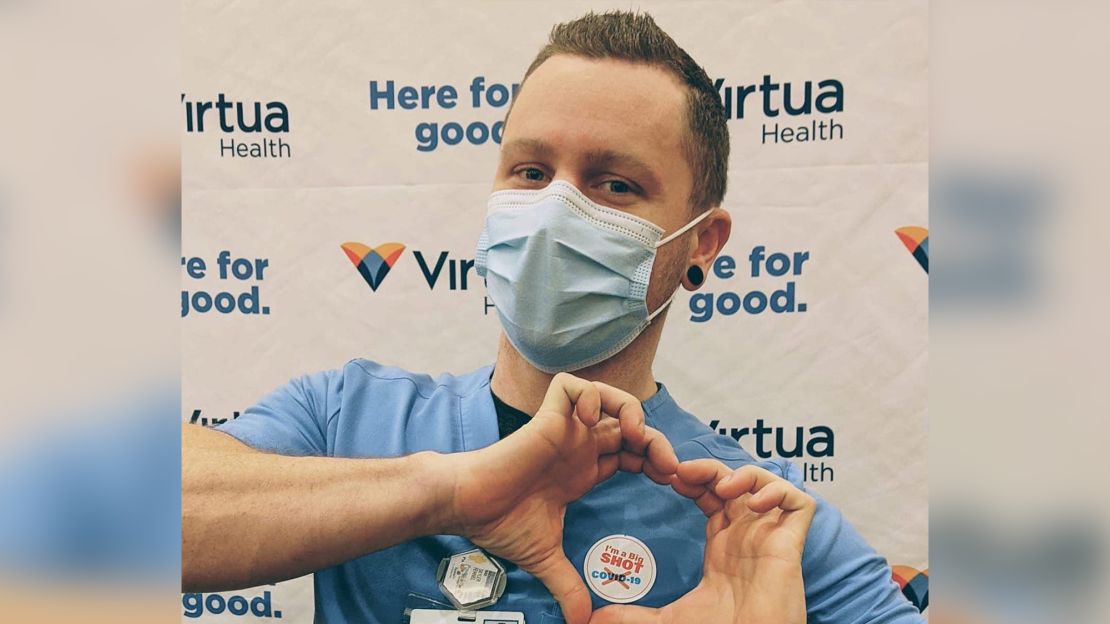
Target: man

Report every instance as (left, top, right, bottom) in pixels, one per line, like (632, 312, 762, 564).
(183, 11, 924, 624)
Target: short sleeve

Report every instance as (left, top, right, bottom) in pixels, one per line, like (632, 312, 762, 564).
(675, 437, 922, 621)
(775, 459, 924, 624)
(216, 370, 336, 456)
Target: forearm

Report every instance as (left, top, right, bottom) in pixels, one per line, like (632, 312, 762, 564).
(181, 424, 454, 591)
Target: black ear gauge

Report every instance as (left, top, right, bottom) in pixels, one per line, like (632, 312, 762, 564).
(686, 265, 705, 287)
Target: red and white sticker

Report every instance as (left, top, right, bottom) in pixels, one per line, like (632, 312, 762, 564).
(582, 534, 656, 604)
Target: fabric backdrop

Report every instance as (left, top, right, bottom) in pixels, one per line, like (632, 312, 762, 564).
(182, 1, 928, 620)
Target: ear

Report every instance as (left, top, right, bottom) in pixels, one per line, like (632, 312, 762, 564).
(681, 208, 732, 291)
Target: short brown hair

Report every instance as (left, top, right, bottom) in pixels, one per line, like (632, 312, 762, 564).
(512, 10, 729, 212)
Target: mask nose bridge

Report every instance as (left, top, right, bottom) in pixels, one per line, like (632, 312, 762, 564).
(544, 177, 591, 206)
(506, 179, 666, 250)
(549, 175, 583, 189)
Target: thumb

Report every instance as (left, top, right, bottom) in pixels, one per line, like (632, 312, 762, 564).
(529, 553, 592, 624)
(589, 604, 662, 624)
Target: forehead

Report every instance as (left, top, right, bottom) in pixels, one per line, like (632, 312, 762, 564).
(505, 54, 689, 167)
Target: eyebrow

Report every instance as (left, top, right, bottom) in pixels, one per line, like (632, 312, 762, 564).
(581, 149, 661, 191)
(500, 138, 556, 162)
(500, 138, 662, 191)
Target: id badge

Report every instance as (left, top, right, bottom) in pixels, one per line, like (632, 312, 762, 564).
(435, 549, 508, 610)
(408, 608, 526, 624)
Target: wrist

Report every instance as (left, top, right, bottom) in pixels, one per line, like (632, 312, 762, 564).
(408, 450, 464, 537)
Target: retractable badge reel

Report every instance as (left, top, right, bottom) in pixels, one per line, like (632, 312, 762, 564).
(405, 549, 524, 624)
(436, 549, 507, 610)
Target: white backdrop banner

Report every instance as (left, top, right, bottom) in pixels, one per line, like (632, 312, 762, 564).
(183, 1, 928, 620)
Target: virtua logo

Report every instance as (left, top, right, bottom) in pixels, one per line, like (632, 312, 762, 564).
(891, 565, 928, 612)
(340, 241, 478, 293)
(708, 418, 833, 459)
(341, 242, 406, 291)
(181, 93, 290, 133)
(896, 226, 929, 273)
(714, 75, 844, 120)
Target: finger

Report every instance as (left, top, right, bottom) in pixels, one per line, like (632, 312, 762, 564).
(746, 480, 814, 514)
(667, 473, 724, 516)
(592, 381, 646, 448)
(669, 474, 707, 500)
(642, 461, 673, 485)
(641, 427, 678, 477)
(618, 450, 645, 474)
(590, 604, 663, 624)
(693, 489, 724, 516)
(714, 464, 791, 501)
(596, 453, 620, 484)
(615, 431, 677, 483)
(595, 417, 622, 455)
(529, 553, 592, 624)
(538, 372, 601, 427)
(672, 459, 733, 516)
(619, 458, 677, 487)
(675, 458, 733, 489)
(705, 509, 728, 538)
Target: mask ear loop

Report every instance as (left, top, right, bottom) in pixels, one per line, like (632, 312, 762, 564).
(646, 208, 715, 320)
(646, 295, 675, 321)
(654, 207, 714, 248)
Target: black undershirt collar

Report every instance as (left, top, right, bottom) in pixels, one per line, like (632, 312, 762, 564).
(491, 390, 532, 439)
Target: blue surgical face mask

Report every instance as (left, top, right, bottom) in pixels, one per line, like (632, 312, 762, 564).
(475, 180, 711, 373)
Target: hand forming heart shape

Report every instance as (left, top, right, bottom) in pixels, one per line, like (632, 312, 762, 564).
(440, 372, 816, 624)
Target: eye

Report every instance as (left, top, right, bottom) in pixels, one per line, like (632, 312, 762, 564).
(603, 179, 633, 194)
(516, 167, 547, 182)
(589, 178, 642, 208)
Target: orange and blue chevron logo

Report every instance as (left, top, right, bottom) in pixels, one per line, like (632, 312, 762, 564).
(892, 565, 929, 612)
(895, 226, 928, 274)
(340, 242, 405, 291)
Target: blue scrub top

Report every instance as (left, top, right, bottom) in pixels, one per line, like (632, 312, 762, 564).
(218, 359, 923, 623)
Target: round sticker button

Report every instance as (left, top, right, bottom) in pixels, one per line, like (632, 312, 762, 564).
(582, 534, 657, 604)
